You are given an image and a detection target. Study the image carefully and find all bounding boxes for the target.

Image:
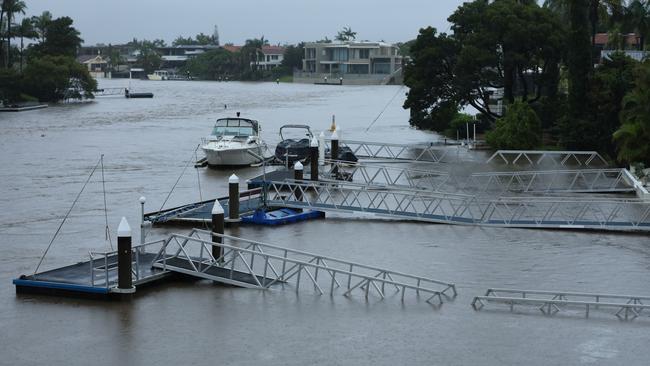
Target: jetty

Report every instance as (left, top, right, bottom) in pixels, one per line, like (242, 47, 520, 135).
(0, 104, 47, 112)
(14, 218, 455, 304)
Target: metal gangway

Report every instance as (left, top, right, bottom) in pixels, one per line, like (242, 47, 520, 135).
(463, 168, 633, 194)
(486, 150, 608, 167)
(264, 180, 650, 232)
(471, 288, 650, 320)
(93, 87, 126, 97)
(323, 161, 635, 195)
(149, 229, 457, 305)
(335, 139, 452, 163)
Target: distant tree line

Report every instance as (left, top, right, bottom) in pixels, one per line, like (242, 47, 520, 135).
(1, 1, 96, 103)
(403, 0, 650, 165)
(180, 37, 305, 81)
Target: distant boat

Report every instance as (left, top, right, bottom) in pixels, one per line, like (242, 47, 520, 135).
(201, 117, 271, 167)
(147, 70, 168, 80)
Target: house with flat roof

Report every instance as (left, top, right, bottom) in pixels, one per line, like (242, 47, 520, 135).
(296, 41, 403, 85)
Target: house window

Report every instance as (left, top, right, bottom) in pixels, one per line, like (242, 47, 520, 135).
(359, 49, 369, 59)
(271, 55, 278, 60)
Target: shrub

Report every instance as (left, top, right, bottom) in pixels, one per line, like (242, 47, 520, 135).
(486, 100, 541, 150)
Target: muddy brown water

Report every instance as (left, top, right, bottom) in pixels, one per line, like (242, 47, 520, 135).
(1, 80, 649, 365)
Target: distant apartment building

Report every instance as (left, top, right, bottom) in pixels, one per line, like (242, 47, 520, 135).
(296, 41, 403, 85)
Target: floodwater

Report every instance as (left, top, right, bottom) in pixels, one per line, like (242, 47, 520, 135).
(1, 79, 649, 366)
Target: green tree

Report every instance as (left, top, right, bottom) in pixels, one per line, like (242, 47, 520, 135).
(403, 0, 564, 129)
(194, 32, 216, 45)
(151, 38, 166, 47)
(402, 27, 460, 130)
(1, 0, 26, 67)
(29, 16, 83, 58)
(15, 17, 37, 73)
(0, 67, 21, 102)
(567, 0, 592, 121)
(172, 35, 195, 46)
(613, 61, 650, 164)
(134, 40, 162, 74)
(242, 37, 268, 72)
(31, 10, 51, 43)
(22, 55, 96, 101)
(182, 48, 238, 79)
(335, 26, 357, 42)
(588, 52, 636, 154)
(486, 100, 542, 150)
(106, 43, 124, 73)
(626, 0, 650, 50)
(281, 43, 304, 70)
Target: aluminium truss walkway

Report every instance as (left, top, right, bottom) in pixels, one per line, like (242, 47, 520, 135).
(150, 229, 457, 305)
(323, 162, 634, 195)
(459, 168, 633, 194)
(335, 139, 451, 163)
(471, 288, 650, 320)
(486, 150, 608, 167)
(264, 180, 650, 232)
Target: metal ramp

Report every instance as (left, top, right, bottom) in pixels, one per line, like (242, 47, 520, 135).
(323, 161, 634, 195)
(150, 229, 457, 305)
(465, 168, 633, 194)
(264, 180, 650, 232)
(472, 288, 650, 320)
(93, 87, 126, 97)
(486, 150, 608, 167)
(334, 139, 451, 163)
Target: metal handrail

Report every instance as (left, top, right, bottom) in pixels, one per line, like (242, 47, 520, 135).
(89, 239, 167, 288)
(194, 229, 456, 289)
(151, 232, 456, 304)
(264, 179, 650, 231)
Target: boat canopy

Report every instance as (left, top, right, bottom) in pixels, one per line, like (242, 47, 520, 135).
(211, 118, 259, 137)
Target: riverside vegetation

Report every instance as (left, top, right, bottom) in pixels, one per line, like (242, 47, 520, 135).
(403, 0, 650, 166)
(0, 1, 96, 103)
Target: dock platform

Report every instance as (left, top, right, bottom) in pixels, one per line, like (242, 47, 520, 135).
(145, 188, 263, 224)
(14, 252, 170, 299)
(0, 104, 47, 112)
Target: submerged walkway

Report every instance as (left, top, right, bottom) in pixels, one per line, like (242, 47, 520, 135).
(265, 180, 650, 232)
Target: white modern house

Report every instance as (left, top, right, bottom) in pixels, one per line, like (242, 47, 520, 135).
(296, 41, 403, 85)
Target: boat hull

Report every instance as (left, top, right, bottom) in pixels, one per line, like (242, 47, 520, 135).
(202, 145, 267, 167)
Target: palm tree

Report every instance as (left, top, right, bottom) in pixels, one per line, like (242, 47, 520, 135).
(31, 10, 51, 43)
(544, 0, 624, 45)
(15, 16, 35, 72)
(335, 26, 357, 42)
(3, 0, 26, 67)
(626, 0, 650, 50)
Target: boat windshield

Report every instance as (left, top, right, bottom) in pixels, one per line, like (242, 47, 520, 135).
(211, 118, 257, 137)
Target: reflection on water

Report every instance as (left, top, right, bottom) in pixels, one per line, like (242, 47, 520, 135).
(1, 80, 649, 365)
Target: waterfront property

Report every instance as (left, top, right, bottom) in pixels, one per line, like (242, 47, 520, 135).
(253, 46, 285, 70)
(76, 54, 109, 79)
(295, 41, 404, 85)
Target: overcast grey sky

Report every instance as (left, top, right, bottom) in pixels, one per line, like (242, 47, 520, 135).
(23, 0, 464, 46)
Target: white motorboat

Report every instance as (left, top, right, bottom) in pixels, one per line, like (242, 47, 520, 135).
(201, 117, 271, 167)
(147, 70, 168, 80)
